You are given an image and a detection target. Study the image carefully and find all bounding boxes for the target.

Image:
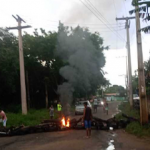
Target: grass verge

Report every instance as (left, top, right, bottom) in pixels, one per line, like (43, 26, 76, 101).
(4, 109, 58, 128)
(115, 102, 150, 137)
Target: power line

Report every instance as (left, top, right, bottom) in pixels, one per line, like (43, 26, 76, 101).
(24, 17, 125, 27)
(112, 0, 117, 17)
(85, 0, 126, 41)
(123, 0, 127, 16)
(40, 24, 125, 33)
(112, 0, 117, 49)
(79, 0, 126, 42)
(85, 0, 126, 48)
(43, 23, 125, 29)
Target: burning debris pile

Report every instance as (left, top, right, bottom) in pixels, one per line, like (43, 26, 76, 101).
(0, 114, 139, 137)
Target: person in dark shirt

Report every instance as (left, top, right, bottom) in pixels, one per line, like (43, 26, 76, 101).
(105, 102, 108, 115)
(82, 102, 92, 138)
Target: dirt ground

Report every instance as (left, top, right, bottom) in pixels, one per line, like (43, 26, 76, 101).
(0, 101, 150, 150)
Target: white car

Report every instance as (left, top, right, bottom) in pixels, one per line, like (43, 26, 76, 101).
(75, 100, 92, 115)
(133, 94, 140, 100)
(133, 94, 140, 108)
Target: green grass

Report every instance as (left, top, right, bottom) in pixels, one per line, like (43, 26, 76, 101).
(5, 109, 58, 127)
(126, 122, 150, 137)
(115, 102, 150, 137)
(115, 102, 140, 120)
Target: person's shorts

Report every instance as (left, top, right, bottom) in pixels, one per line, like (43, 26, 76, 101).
(0, 119, 7, 127)
(94, 105, 97, 109)
(84, 120, 91, 128)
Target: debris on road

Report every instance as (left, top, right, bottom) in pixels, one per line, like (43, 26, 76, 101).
(0, 114, 140, 137)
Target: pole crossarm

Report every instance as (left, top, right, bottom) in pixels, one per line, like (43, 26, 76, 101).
(7, 25, 31, 30)
(116, 17, 135, 21)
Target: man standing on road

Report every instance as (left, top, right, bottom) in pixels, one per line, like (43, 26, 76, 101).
(93, 98, 98, 113)
(0, 110, 7, 127)
(83, 102, 92, 138)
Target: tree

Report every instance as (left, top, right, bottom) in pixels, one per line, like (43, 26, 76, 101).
(0, 25, 109, 110)
(0, 30, 20, 107)
(130, 0, 150, 33)
(105, 85, 126, 96)
(132, 72, 139, 94)
(57, 23, 109, 100)
(23, 29, 65, 108)
(144, 60, 150, 96)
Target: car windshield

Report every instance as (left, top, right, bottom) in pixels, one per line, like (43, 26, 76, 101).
(76, 101, 89, 106)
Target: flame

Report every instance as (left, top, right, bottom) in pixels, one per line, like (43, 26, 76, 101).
(66, 118, 70, 127)
(61, 117, 66, 126)
(61, 117, 70, 127)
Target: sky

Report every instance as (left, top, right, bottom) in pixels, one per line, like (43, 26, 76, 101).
(0, 0, 150, 87)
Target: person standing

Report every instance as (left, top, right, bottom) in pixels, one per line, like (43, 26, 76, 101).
(103, 98, 106, 112)
(83, 102, 92, 138)
(93, 98, 98, 113)
(49, 105, 54, 119)
(105, 102, 108, 115)
(0, 110, 7, 127)
(57, 102, 62, 118)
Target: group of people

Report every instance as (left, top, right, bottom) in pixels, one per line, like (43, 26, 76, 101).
(0, 102, 62, 127)
(0, 98, 107, 140)
(49, 102, 62, 119)
(93, 98, 108, 114)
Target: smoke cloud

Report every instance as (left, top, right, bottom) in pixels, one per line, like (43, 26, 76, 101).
(57, 23, 107, 116)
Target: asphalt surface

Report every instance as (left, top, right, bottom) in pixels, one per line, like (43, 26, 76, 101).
(0, 101, 150, 150)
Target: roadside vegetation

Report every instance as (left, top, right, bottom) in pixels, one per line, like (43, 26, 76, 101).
(116, 102, 150, 137)
(4, 105, 76, 127)
(5, 109, 58, 127)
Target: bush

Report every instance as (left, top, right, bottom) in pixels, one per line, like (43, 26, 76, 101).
(126, 122, 150, 137)
(115, 102, 140, 120)
(115, 102, 150, 137)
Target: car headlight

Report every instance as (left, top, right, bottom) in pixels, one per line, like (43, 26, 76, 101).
(101, 101, 104, 105)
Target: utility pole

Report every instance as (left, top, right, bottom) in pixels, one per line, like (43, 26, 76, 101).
(116, 17, 135, 107)
(116, 56, 128, 99)
(7, 15, 31, 114)
(135, 6, 148, 124)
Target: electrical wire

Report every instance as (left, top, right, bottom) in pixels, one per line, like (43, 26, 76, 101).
(41, 24, 125, 32)
(123, 0, 128, 16)
(112, 0, 117, 17)
(85, 0, 125, 40)
(112, 0, 118, 50)
(24, 17, 126, 27)
(80, 0, 126, 42)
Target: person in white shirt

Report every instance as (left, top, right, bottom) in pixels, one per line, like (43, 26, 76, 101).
(93, 98, 98, 113)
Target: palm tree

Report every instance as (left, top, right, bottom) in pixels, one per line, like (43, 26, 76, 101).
(130, 0, 150, 33)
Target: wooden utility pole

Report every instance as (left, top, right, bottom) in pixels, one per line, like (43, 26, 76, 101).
(116, 17, 135, 107)
(7, 15, 31, 114)
(135, 6, 148, 124)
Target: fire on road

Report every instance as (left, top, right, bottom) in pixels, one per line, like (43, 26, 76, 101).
(0, 102, 150, 150)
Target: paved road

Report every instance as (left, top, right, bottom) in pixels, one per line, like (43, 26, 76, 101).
(0, 101, 150, 150)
